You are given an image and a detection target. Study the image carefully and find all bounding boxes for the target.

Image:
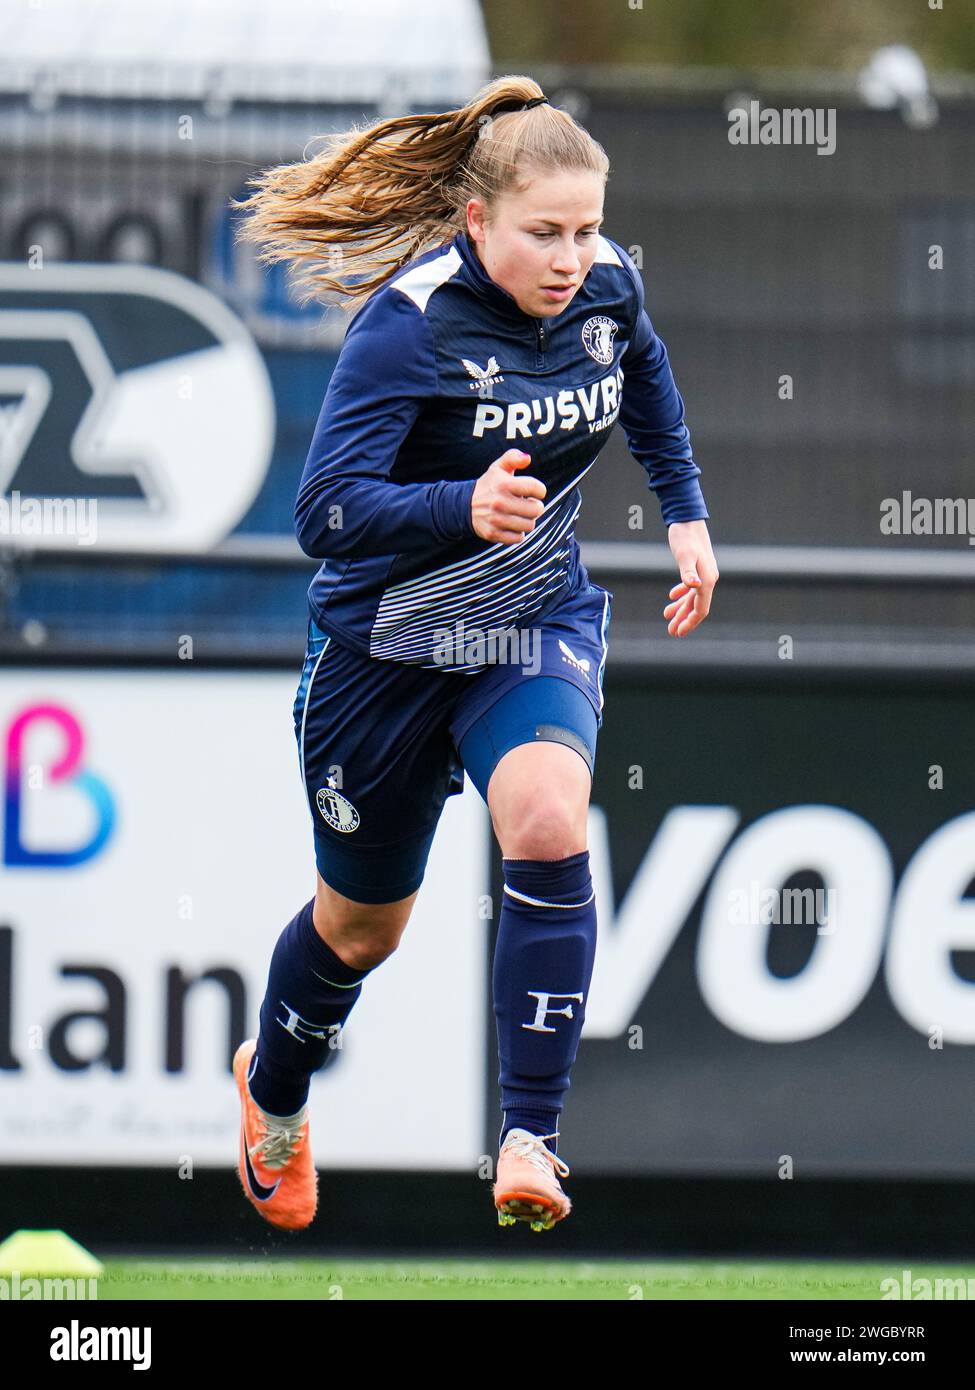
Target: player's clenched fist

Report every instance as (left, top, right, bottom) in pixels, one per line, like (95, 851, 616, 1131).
(470, 449, 547, 545)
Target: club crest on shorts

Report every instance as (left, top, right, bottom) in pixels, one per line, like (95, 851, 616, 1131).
(316, 784, 360, 832)
(581, 316, 618, 365)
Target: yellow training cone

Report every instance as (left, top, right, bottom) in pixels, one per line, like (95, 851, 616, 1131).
(0, 1230, 103, 1276)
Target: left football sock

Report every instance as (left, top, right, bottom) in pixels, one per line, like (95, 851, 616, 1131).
(494, 849, 597, 1158)
(249, 897, 374, 1117)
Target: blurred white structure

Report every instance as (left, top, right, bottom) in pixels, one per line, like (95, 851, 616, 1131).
(0, 0, 493, 350)
(0, 0, 489, 108)
(857, 44, 939, 128)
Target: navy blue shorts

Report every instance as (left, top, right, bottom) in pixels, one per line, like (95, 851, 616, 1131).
(292, 581, 612, 903)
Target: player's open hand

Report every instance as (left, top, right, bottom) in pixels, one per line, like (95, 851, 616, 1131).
(664, 519, 719, 637)
(470, 449, 547, 545)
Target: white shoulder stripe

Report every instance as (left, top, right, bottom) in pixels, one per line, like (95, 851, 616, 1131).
(391, 245, 463, 312)
(594, 234, 623, 266)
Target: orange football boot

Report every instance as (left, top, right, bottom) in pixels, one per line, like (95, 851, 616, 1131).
(494, 1128, 572, 1232)
(233, 1039, 318, 1231)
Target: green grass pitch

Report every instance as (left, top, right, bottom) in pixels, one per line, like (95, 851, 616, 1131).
(91, 1259, 975, 1300)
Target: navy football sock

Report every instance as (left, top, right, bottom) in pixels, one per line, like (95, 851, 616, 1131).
(494, 850, 597, 1158)
(249, 897, 374, 1117)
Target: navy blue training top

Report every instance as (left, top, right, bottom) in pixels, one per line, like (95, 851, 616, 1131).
(295, 228, 709, 671)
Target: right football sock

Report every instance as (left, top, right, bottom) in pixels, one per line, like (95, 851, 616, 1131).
(493, 851, 597, 1158)
(248, 897, 374, 1117)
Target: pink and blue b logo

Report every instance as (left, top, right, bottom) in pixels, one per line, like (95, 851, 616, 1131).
(4, 703, 115, 867)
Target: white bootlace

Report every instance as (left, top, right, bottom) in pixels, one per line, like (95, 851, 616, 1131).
(248, 1110, 307, 1170)
(503, 1130, 571, 1180)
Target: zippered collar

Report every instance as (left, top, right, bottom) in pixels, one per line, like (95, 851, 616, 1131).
(453, 229, 529, 320)
(452, 229, 552, 355)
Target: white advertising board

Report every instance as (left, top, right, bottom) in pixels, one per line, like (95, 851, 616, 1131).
(0, 670, 489, 1169)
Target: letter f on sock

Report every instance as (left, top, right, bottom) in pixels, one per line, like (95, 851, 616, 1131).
(522, 991, 585, 1033)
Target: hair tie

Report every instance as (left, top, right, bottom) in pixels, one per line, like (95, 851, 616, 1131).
(466, 94, 550, 158)
(487, 95, 549, 119)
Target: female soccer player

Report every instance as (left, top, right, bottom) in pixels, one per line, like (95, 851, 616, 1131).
(230, 76, 718, 1234)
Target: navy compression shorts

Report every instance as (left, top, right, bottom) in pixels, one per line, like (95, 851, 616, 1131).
(293, 581, 612, 903)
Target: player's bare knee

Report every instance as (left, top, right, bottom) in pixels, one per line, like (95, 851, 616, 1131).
(311, 888, 413, 969)
(334, 935, 400, 972)
(500, 800, 586, 860)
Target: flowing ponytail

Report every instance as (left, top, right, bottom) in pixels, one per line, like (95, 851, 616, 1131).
(231, 74, 609, 315)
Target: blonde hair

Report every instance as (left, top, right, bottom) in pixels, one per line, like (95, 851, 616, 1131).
(231, 74, 609, 315)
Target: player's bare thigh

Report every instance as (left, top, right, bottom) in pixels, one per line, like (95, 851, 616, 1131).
(310, 742, 590, 967)
(487, 740, 591, 860)
(313, 874, 418, 972)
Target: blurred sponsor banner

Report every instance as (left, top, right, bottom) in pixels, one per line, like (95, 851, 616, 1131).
(0, 670, 487, 1168)
(5, 663, 973, 1178)
(0, 265, 275, 552)
(536, 670, 975, 1178)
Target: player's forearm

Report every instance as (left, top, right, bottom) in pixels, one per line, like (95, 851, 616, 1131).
(620, 330, 708, 525)
(294, 475, 477, 558)
(654, 473, 709, 525)
(624, 412, 709, 524)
